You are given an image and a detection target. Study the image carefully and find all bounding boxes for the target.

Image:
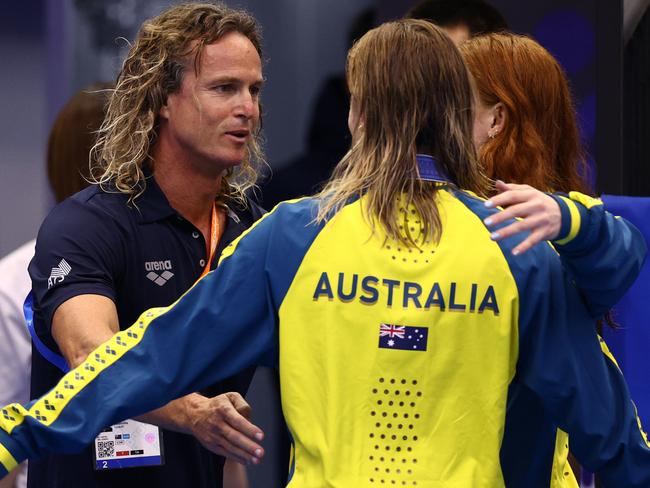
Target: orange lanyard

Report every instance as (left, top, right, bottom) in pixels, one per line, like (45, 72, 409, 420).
(197, 203, 224, 281)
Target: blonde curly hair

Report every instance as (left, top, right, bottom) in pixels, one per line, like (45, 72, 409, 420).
(90, 2, 264, 204)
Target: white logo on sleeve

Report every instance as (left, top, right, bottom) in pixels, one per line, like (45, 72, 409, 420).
(145, 260, 174, 286)
(48, 258, 72, 289)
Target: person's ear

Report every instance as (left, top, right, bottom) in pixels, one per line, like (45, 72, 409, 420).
(488, 102, 506, 139)
(159, 102, 170, 120)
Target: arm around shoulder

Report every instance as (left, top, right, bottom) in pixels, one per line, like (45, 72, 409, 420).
(481, 184, 646, 317)
(549, 191, 647, 317)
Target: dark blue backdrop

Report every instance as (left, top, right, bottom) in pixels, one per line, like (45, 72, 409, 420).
(490, 0, 600, 188)
(601, 196, 650, 422)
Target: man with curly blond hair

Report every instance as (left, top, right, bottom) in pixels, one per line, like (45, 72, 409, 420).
(26, 3, 267, 487)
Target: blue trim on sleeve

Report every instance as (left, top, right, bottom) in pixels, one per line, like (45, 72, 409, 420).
(23, 293, 69, 373)
(473, 199, 582, 482)
(551, 194, 647, 318)
(500, 385, 556, 486)
(459, 190, 650, 484)
(454, 190, 558, 484)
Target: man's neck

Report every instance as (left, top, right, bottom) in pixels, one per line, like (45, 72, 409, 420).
(151, 153, 222, 239)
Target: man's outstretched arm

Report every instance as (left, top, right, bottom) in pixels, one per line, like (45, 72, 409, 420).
(0, 215, 279, 478)
(51, 294, 264, 465)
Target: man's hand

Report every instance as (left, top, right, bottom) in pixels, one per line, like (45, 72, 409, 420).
(483, 181, 562, 255)
(52, 296, 265, 466)
(188, 392, 265, 466)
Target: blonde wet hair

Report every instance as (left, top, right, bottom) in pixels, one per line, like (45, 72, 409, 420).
(317, 19, 488, 245)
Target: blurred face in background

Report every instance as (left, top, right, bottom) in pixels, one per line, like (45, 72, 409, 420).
(442, 23, 471, 44)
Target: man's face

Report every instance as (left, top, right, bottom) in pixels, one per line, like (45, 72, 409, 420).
(159, 32, 263, 177)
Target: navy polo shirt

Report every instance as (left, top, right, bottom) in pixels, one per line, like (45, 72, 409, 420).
(28, 177, 264, 488)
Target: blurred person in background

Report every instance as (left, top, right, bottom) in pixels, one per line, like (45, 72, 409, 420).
(406, 0, 508, 44)
(25, 3, 269, 488)
(261, 0, 508, 210)
(0, 19, 648, 487)
(260, 7, 376, 209)
(0, 83, 111, 488)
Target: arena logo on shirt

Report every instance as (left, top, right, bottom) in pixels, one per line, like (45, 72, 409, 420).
(47, 258, 72, 289)
(145, 260, 174, 287)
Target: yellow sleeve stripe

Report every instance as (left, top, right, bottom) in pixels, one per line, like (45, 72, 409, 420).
(0, 404, 30, 435)
(598, 337, 650, 449)
(634, 403, 650, 449)
(0, 443, 18, 473)
(0, 306, 169, 434)
(598, 336, 621, 370)
(554, 196, 581, 245)
(568, 191, 603, 209)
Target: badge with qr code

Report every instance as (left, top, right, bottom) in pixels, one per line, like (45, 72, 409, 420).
(93, 419, 164, 470)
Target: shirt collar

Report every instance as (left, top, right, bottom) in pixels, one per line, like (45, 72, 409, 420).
(133, 171, 180, 224)
(133, 169, 255, 227)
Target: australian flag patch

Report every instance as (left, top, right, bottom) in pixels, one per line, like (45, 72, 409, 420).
(378, 323, 428, 352)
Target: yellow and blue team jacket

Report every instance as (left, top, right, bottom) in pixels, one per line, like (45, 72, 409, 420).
(0, 186, 648, 487)
(504, 190, 647, 488)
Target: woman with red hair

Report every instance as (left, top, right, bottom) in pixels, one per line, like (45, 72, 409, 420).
(459, 33, 638, 487)
(460, 32, 639, 320)
(464, 34, 589, 194)
(460, 33, 594, 254)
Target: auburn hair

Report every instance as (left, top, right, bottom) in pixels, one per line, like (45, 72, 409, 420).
(47, 84, 112, 203)
(317, 20, 488, 245)
(459, 33, 591, 194)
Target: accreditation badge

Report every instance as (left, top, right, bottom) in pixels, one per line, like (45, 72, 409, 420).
(93, 419, 164, 470)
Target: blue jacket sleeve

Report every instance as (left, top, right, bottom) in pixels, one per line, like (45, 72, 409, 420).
(0, 198, 323, 478)
(549, 191, 647, 318)
(512, 244, 650, 486)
